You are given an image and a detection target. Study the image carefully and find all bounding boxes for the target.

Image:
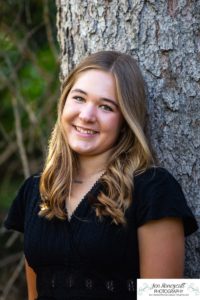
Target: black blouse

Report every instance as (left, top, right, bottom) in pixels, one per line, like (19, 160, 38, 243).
(4, 167, 198, 300)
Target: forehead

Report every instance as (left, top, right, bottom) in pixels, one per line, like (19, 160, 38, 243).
(71, 69, 117, 99)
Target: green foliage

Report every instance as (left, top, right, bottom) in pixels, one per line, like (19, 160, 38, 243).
(0, 1, 60, 298)
(0, 178, 23, 210)
(0, 0, 60, 203)
(20, 61, 46, 101)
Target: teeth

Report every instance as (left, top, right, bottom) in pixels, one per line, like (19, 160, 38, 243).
(75, 126, 96, 134)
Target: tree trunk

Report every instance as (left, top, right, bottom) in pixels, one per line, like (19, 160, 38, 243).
(56, 0, 200, 277)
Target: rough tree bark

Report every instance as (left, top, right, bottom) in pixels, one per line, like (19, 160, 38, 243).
(56, 0, 200, 277)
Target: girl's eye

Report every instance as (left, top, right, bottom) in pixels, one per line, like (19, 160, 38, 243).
(99, 105, 113, 112)
(73, 96, 85, 102)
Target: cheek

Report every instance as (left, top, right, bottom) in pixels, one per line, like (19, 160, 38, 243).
(107, 115, 124, 134)
(61, 102, 74, 122)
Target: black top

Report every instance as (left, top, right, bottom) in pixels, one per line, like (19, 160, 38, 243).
(4, 167, 198, 300)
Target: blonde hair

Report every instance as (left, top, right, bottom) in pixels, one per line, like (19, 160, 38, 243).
(39, 51, 154, 224)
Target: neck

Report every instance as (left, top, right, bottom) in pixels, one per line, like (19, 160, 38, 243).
(76, 150, 111, 178)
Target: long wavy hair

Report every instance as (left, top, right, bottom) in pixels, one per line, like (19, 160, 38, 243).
(39, 50, 155, 225)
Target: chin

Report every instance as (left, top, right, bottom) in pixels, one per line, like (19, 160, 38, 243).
(69, 143, 97, 155)
(71, 148, 94, 155)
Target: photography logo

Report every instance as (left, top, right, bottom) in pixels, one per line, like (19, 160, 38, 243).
(137, 279, 200, 299)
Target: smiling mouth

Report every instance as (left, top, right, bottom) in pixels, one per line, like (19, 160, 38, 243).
(74, 125, 98, 135)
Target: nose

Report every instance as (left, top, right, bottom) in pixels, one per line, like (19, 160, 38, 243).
(79, 104, 96, 123)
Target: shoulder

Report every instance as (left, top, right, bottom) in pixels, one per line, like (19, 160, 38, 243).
(132, 167, 198, 236)
(16, 173, 41, 204)
(4, 173, 41, 233)
(22, 173, 41, 204)
(22, 173, 40, 188)
(133, 166, 181, 196)
(133, 166, 179, 201)
(134, 166, 176, 184)
(24, 173, 40, 191)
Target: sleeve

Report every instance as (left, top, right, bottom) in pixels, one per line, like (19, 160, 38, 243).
(4, 176, 35, 233)
(134, 167, 198, 236)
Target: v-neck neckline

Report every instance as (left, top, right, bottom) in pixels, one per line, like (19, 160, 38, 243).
(66, 178, 101, 223)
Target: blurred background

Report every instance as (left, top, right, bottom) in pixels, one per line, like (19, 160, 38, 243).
(0, 1, 60, 299)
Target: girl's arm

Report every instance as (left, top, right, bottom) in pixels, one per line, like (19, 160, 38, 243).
(25, 258, 38, 300)
(138, 217, 185, 278)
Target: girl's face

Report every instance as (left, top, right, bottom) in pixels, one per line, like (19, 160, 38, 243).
(61, 69, 124, 159)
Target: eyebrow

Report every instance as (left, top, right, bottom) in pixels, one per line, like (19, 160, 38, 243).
(71, 88, 119, 108)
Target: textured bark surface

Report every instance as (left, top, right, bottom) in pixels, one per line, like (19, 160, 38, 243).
(56, 0, 200, 277)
